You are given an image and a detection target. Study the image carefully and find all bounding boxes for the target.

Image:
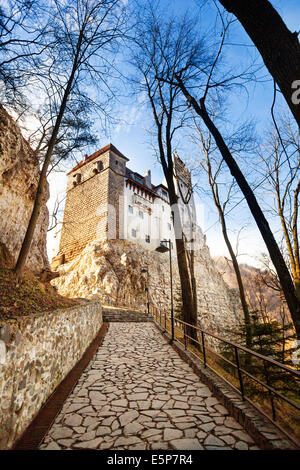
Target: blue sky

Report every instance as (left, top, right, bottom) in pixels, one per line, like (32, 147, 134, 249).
(47, 0, 300, 265)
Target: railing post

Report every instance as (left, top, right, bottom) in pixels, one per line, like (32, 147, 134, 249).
(234, 346, 245, 400)
(184, 323, 187, 350)
(263, 360, 276, 421)
(164, 311, 166, 331)
(171, 308, 175, 342)
(201, 331, 206, 368)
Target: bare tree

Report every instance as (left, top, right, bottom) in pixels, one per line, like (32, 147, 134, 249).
(174, 163, 198, 326)
(14, 0, 127, 279)
(217, 0, 300, 128)
(23, 95, 99, 173)
(130, 4, 206, 340)
(174, 76, 300, 337)
(195, 123, 252, 348)
(0, 0, 49, 109)
(259, 114, 300, 300)
(151, 4, 300, 337)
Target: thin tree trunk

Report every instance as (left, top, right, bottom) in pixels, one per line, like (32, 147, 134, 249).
(176, 77, 300, 338)
(218, 0, 300, 128)
(203, 144, 252, 347)
(274, 163, 300, 300)
(180, 187, 198, 333)
(14, 35, 83, 280)
(292, 181, 300, 300)
(219, 212, 252, 349)
(146, 75, 199, 345)
(166, 175, 199, 345)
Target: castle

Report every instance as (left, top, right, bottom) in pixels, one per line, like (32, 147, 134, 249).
(55, 143, 199, 265)
(51, 143, 242, 334)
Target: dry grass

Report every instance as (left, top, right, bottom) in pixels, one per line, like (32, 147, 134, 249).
(0, 267, 79, 319)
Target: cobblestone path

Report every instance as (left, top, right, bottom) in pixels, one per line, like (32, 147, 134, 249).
(40, 323, 259, 450)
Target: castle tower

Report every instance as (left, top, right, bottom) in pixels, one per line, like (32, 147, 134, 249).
(171, 152, 199, 249)
(56, 144, 128, 263)
(53, 144, 201, 269)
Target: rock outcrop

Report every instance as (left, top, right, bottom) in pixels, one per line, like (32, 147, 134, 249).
(52, 239, 242, 336)
(0, 106, 49, 272)
(214, 256, 291, 323)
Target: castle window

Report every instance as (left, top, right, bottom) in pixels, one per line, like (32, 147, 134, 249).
(162, 189, 167, 198)
(128, 205, 133, 214)
(115, 160, 118, 166)
(145, 235, 150, 243)
(132, 228, 137, 238)
(75, 173, 81, 184)
(97, 160, 103, 171)
(139, 210, 143, 219)
(162, 206, 164, 212)
(168, 223, 171, 230)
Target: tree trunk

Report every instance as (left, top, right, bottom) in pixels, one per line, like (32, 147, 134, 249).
(166, 171, 198, 343)
(218, 0, 300, 128)
(292, 181, 300, 300)
(167, 178, 199, 345)
(204, 146, 252, 348)
(176, 78, 300, 338)
(220, 213, 252, 349)
(295, 278, 300, 303)
(148, 78, 199, 346)
(14, 40, 82, 279)
(174, 168, 199, 343)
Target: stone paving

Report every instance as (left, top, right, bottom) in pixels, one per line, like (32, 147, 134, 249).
(40, 323, 260, 450)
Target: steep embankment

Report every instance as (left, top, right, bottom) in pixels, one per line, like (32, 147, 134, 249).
(0, 105, 49, 272)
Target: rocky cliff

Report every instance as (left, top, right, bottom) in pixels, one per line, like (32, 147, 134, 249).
(214, 256, 290, 323)
(0, 106, 49, 272)
(51, 239, 242, 336)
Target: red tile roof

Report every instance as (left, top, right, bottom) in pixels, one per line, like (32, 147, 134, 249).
(67, 143, 129, 175)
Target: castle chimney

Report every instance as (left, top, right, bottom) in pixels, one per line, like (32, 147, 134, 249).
(144, 169, 151, 188)
(84, 154, 89, 161)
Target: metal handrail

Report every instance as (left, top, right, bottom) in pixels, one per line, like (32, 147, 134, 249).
(149, 304, 300, 446)
(174, 317, 300, 379)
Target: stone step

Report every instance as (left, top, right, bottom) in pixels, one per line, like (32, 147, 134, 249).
(102, 307, 153, 323)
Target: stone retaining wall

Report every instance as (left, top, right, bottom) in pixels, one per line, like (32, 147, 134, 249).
(0, 301, 102, 449)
